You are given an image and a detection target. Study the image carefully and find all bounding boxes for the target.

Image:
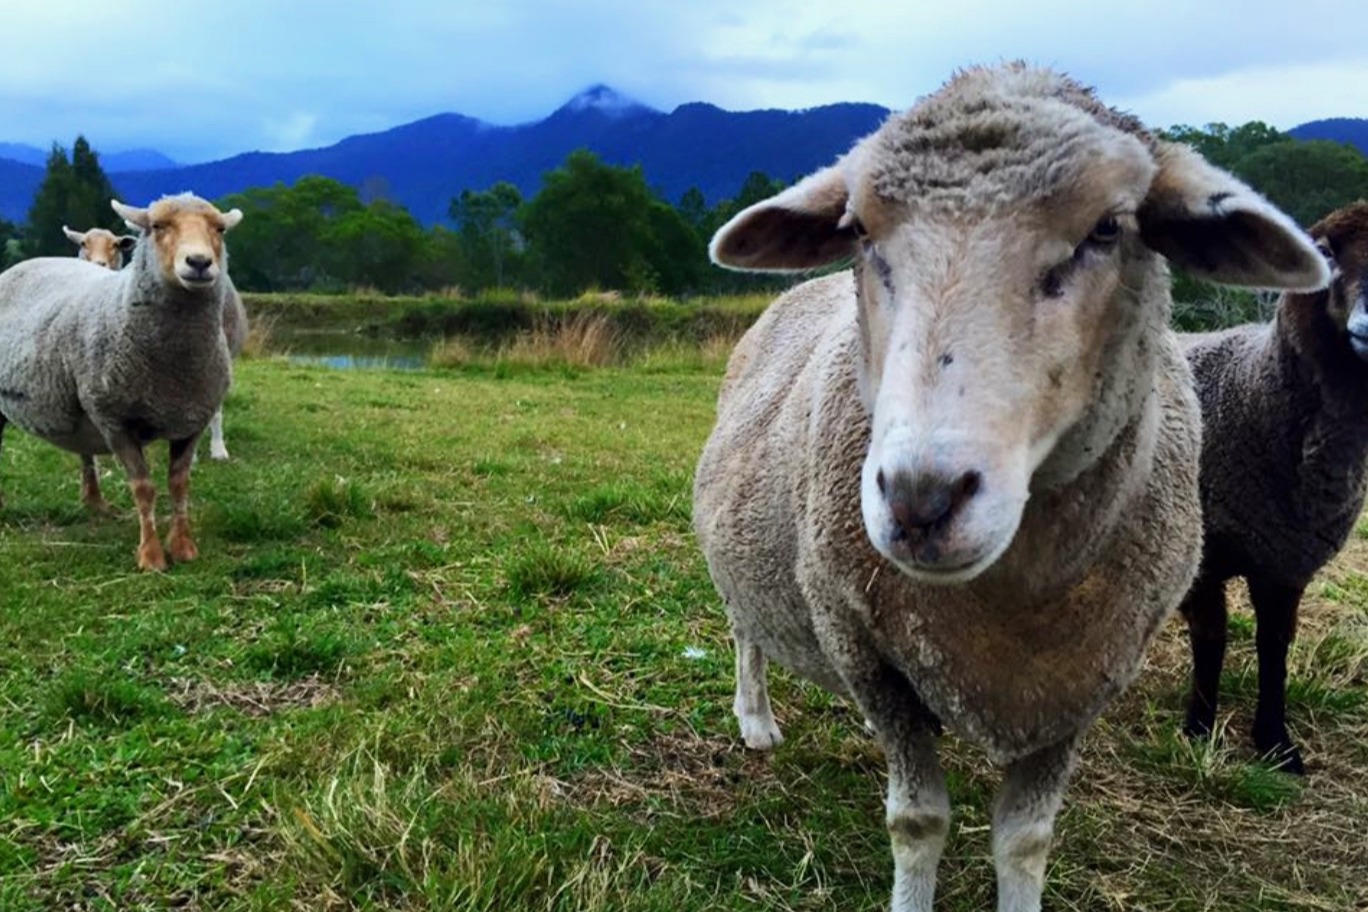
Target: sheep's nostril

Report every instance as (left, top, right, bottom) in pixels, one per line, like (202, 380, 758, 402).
(876, 469, 887, 495)
(186, 254, 212, 273)
(885, 468, 983, 542)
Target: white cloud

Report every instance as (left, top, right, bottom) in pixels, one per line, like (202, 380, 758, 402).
(1117, 60, 1368, 130)
(0, 0, 1364, 161)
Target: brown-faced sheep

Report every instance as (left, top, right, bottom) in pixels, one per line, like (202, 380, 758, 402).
(693, 63, 1328, 912)
(1179, 200, 1368, 775)
(0, 193, 241, 570)
(63, 225, 138, 270)
(70, 221, 249, 462)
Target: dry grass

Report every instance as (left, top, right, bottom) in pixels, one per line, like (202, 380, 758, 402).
(498, 311, 621, 368)
(165, 675, 338, 717)
(240, 312, 280, 360)
(426, 335, 479, 369)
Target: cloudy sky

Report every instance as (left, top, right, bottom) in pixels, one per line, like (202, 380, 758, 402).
(2, 0, 1364, 164)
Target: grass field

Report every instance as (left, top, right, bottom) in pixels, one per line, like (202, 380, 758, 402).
(1, 349, 1366, 910)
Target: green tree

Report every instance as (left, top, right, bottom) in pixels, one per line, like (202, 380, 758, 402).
(219, 176, 365, 290)
(522, 149, 702, 296)
(677, 186, 709, 238)
(25, 136, 122, 256)
(0, 217, 22, 269)
(1232, 139, 1368, 227)
(1161, 121, 1285, 169)
(322, 200, 427, 293)
(449, 181, 523, 289)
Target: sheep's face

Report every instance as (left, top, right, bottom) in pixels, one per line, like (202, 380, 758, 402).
(843, 133, 1159, 580)
(709, 65, 1328, 583)
(111, 194, 244, 293)
(1308, 202, 1368, 361)
(63, 226, 135, 270)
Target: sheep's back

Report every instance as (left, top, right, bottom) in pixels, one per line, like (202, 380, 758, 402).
(1183, 321, 1368, 584)
(222, 279, 249, 357)
(0, 259, 124, 450)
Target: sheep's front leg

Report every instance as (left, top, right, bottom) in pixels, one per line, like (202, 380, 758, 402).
(80, 455, 112, 513)
(106, 435, 165, 571)
(1247, 575, 1305, 774)
(1179, 572, 1228, 740)
(166, 436, 200, 563)
(821, 617, 948, 912)
(882, 719, 949, 912)
(992, 737, 1078, 912)
(733, 637, 783, 749)
(207, 408, 230, 461)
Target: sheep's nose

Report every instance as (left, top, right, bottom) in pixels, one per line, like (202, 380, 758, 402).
(186, 254, 212, 273)
(878, 468, 981, 540)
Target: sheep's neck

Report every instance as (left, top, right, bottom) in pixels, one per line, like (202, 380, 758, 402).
(973, 387, 1158, 606)
(1270, 307, 1368, 525)
(119, 279, 228, 359)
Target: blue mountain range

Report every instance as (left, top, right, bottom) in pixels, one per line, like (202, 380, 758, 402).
(0, 86, 889, 225)
(1, 88, 1362, 227)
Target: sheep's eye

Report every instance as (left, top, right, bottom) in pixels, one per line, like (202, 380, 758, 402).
(151, 222, 167, 232)
(1087, 216, 1121, 246)
(1041, 267, 1065, 299)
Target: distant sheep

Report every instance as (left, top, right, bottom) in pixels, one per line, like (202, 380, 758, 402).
(63, 225, 137, 270)
(205, 279, 248, 461)
(1178, 200, 1368, 775)
(693, 63, 1327, 912)
(0, 193, 242, 570)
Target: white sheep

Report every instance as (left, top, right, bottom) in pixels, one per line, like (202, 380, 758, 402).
(205, 279, 248, 461)
(0, 192, 242, 570)
(63, 225, 137, 270)
(693, 63, 1328, 912)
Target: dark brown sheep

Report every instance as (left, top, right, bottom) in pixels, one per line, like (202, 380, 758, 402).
(1179, 200, 1368, 774)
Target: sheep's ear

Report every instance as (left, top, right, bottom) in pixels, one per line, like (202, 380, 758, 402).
(117, 234, 138, 253)
(1138, 142, 1329, 291)
(62, 225, 85, 246)
(709, 165, 853, 272)
(221, 208, 243, 231)
(111, 200, 150, 231)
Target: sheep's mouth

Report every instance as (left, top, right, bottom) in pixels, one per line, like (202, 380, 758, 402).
(1349, 331, 1368, 361)
(177, 272, 216, 288)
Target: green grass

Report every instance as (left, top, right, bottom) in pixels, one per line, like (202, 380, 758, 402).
(1, 352, 1365, 910)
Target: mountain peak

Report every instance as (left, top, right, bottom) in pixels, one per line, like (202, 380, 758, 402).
(556, 84, 653, 118)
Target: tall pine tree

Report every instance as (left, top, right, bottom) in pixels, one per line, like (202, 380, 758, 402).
(25, 136, 121, 257)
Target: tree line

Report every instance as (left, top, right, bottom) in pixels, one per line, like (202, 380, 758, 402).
(5, 122, 1368, 302)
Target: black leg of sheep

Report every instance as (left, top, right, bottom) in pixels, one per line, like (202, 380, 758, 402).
(1180, 573, 1230, 741)
(1247, 575, 1306, 775)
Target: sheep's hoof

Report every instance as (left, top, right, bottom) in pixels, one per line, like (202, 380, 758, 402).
(209, 446, 231, 461)
(84, 497, 115, 516)
(738, 713, 785, 750)
(1255, 735, 1306, 776)
(1182, 709, 1217, 742)
(137, 543, 168, 572)
(168, 534, 199, 563)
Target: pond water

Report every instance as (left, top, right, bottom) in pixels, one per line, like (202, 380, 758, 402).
(272, 329, 434, 371)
